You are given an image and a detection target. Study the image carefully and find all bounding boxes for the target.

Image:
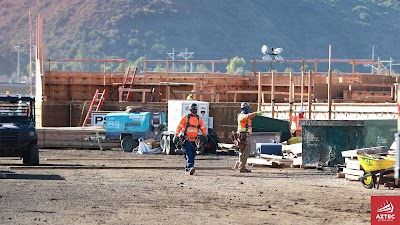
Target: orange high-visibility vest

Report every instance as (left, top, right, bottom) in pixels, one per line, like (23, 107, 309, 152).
(291, 116, 304, 134)
(176, 114, 207, 141)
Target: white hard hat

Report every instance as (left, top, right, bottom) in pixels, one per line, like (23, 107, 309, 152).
(240, 102, 249, 109)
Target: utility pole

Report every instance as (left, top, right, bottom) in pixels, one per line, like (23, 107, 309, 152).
(177, 48, 194, 72)
(13, 41, 20, 83)
(167, 48, 175, 72)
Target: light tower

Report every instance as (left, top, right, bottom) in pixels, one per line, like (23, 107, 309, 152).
(261, 44, 284, 71)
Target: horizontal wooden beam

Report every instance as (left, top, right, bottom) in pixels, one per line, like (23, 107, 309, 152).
(144, 59, 229, 63)
(46, 59, 125, 63)
(251, 59, 378, 64)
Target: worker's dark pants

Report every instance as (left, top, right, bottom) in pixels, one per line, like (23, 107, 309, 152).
(184, 141, 196, 171)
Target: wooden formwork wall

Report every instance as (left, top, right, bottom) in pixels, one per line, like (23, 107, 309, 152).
(41, 100, 240, 143)
(42, 70, 397, 128)
(43, 70, 397, 105)
(44, 71, 258, 103)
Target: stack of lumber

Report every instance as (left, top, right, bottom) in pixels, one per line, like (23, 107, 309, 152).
(387, 141, 396, 157)
(247, 143, 301, 168)
(37, 127, 119, 150)
(340, 146, 386, 181)
(282, 143, 302, 167)
(248, 155, 293, 168)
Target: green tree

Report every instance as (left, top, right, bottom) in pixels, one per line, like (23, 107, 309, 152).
(153, 64, 165, 72)
(132, 56, 147, 73)
(333, 69, 342, 74)
(195, 64, 210, 72)
(299, 65, 310, 72)
(226, 57, 246, 75)
(284, 67, 294, 72)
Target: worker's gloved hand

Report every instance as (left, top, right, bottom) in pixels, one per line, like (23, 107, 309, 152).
(256, 111, 263, 115)
(173, 135, 180, 145)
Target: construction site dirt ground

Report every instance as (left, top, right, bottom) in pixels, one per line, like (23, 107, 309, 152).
(0, 149, 397, 225)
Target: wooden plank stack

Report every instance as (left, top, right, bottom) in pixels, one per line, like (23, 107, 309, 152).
(247, 143, 302, 168)
(37, 127, 119, 150)
(248, 155, 293, 168)
(340, 146, 387, 181)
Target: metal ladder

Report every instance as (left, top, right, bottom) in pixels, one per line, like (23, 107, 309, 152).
(82, 89, 106, 127)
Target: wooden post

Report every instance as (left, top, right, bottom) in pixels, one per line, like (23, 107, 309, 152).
(308, 70, 312, 119)
(257, 72, 261, 111)
(166, 61, 169, 101)
(289, 70, 294, 123)
(271, 71, 275, 118)
(167, 86, 170, 102)
(328, 45, 332, 120)
(328, 69, 332, 120)
(200, 79, 203, 101)
(225, 77, 228, 102)
(211, 61, 215, 102)
(301, 70, 304, 107)
(378, 59, 381, 74)
(103, 62, 106, 86)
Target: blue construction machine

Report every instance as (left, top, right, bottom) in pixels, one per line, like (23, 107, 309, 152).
(88, 111, 167, 152)
(87, 100, 218, 154)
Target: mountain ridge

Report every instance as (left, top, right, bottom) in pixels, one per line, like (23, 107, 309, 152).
(0, 0, 399, 78)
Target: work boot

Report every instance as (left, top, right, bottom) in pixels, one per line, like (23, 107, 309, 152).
(239, 168, 251, 173)
(184, 168, 195, 175)
(189, 167, 195, 175)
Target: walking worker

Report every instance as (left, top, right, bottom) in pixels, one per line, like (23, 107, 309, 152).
(234, 102, 262, 173)
(175, 103, 207, 175)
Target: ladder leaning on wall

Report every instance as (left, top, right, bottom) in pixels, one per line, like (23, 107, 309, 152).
(82, 89, 106, 127)
(120, 66, 138, 102)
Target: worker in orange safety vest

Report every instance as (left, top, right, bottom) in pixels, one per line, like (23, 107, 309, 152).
(175, 103, 207, 175)
(290, 108, 305, 137)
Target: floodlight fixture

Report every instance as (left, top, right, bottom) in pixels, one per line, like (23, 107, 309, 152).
(261, 44, 285, 71)
(261, 44, 284, 60)
(262, 55, 273, 60)
(261, 45, 268, 54)
(272, 48, 283, 55)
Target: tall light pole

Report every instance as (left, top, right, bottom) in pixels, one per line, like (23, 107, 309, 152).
(13, 41, 20, 83)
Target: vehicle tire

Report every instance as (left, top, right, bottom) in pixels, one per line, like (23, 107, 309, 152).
(23, 143, 39, 166)
(121, 136, 137, 152)
(160, 135, 168, 153)
(196, 145, 204, 155)
(165, 135, 176, 155)
(206, 135, 218, 154)
(361, 173, 375, 189)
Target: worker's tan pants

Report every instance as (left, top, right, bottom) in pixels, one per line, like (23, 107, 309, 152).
(238, 141, 250, 171)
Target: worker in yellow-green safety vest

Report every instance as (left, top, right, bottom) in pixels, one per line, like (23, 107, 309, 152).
(234, 102, 262, 173)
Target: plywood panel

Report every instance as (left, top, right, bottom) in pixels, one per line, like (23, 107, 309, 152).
(42, 104, 70, 126)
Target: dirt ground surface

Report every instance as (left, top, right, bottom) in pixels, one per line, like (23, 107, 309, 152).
(0, 149, 398, 225)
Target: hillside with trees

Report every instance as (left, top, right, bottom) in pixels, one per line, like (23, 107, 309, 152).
(1, 0, 400, 81)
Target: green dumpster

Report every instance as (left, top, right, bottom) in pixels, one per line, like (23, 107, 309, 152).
(300, 119, 396, 167)
(251, 115, 291, 142)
